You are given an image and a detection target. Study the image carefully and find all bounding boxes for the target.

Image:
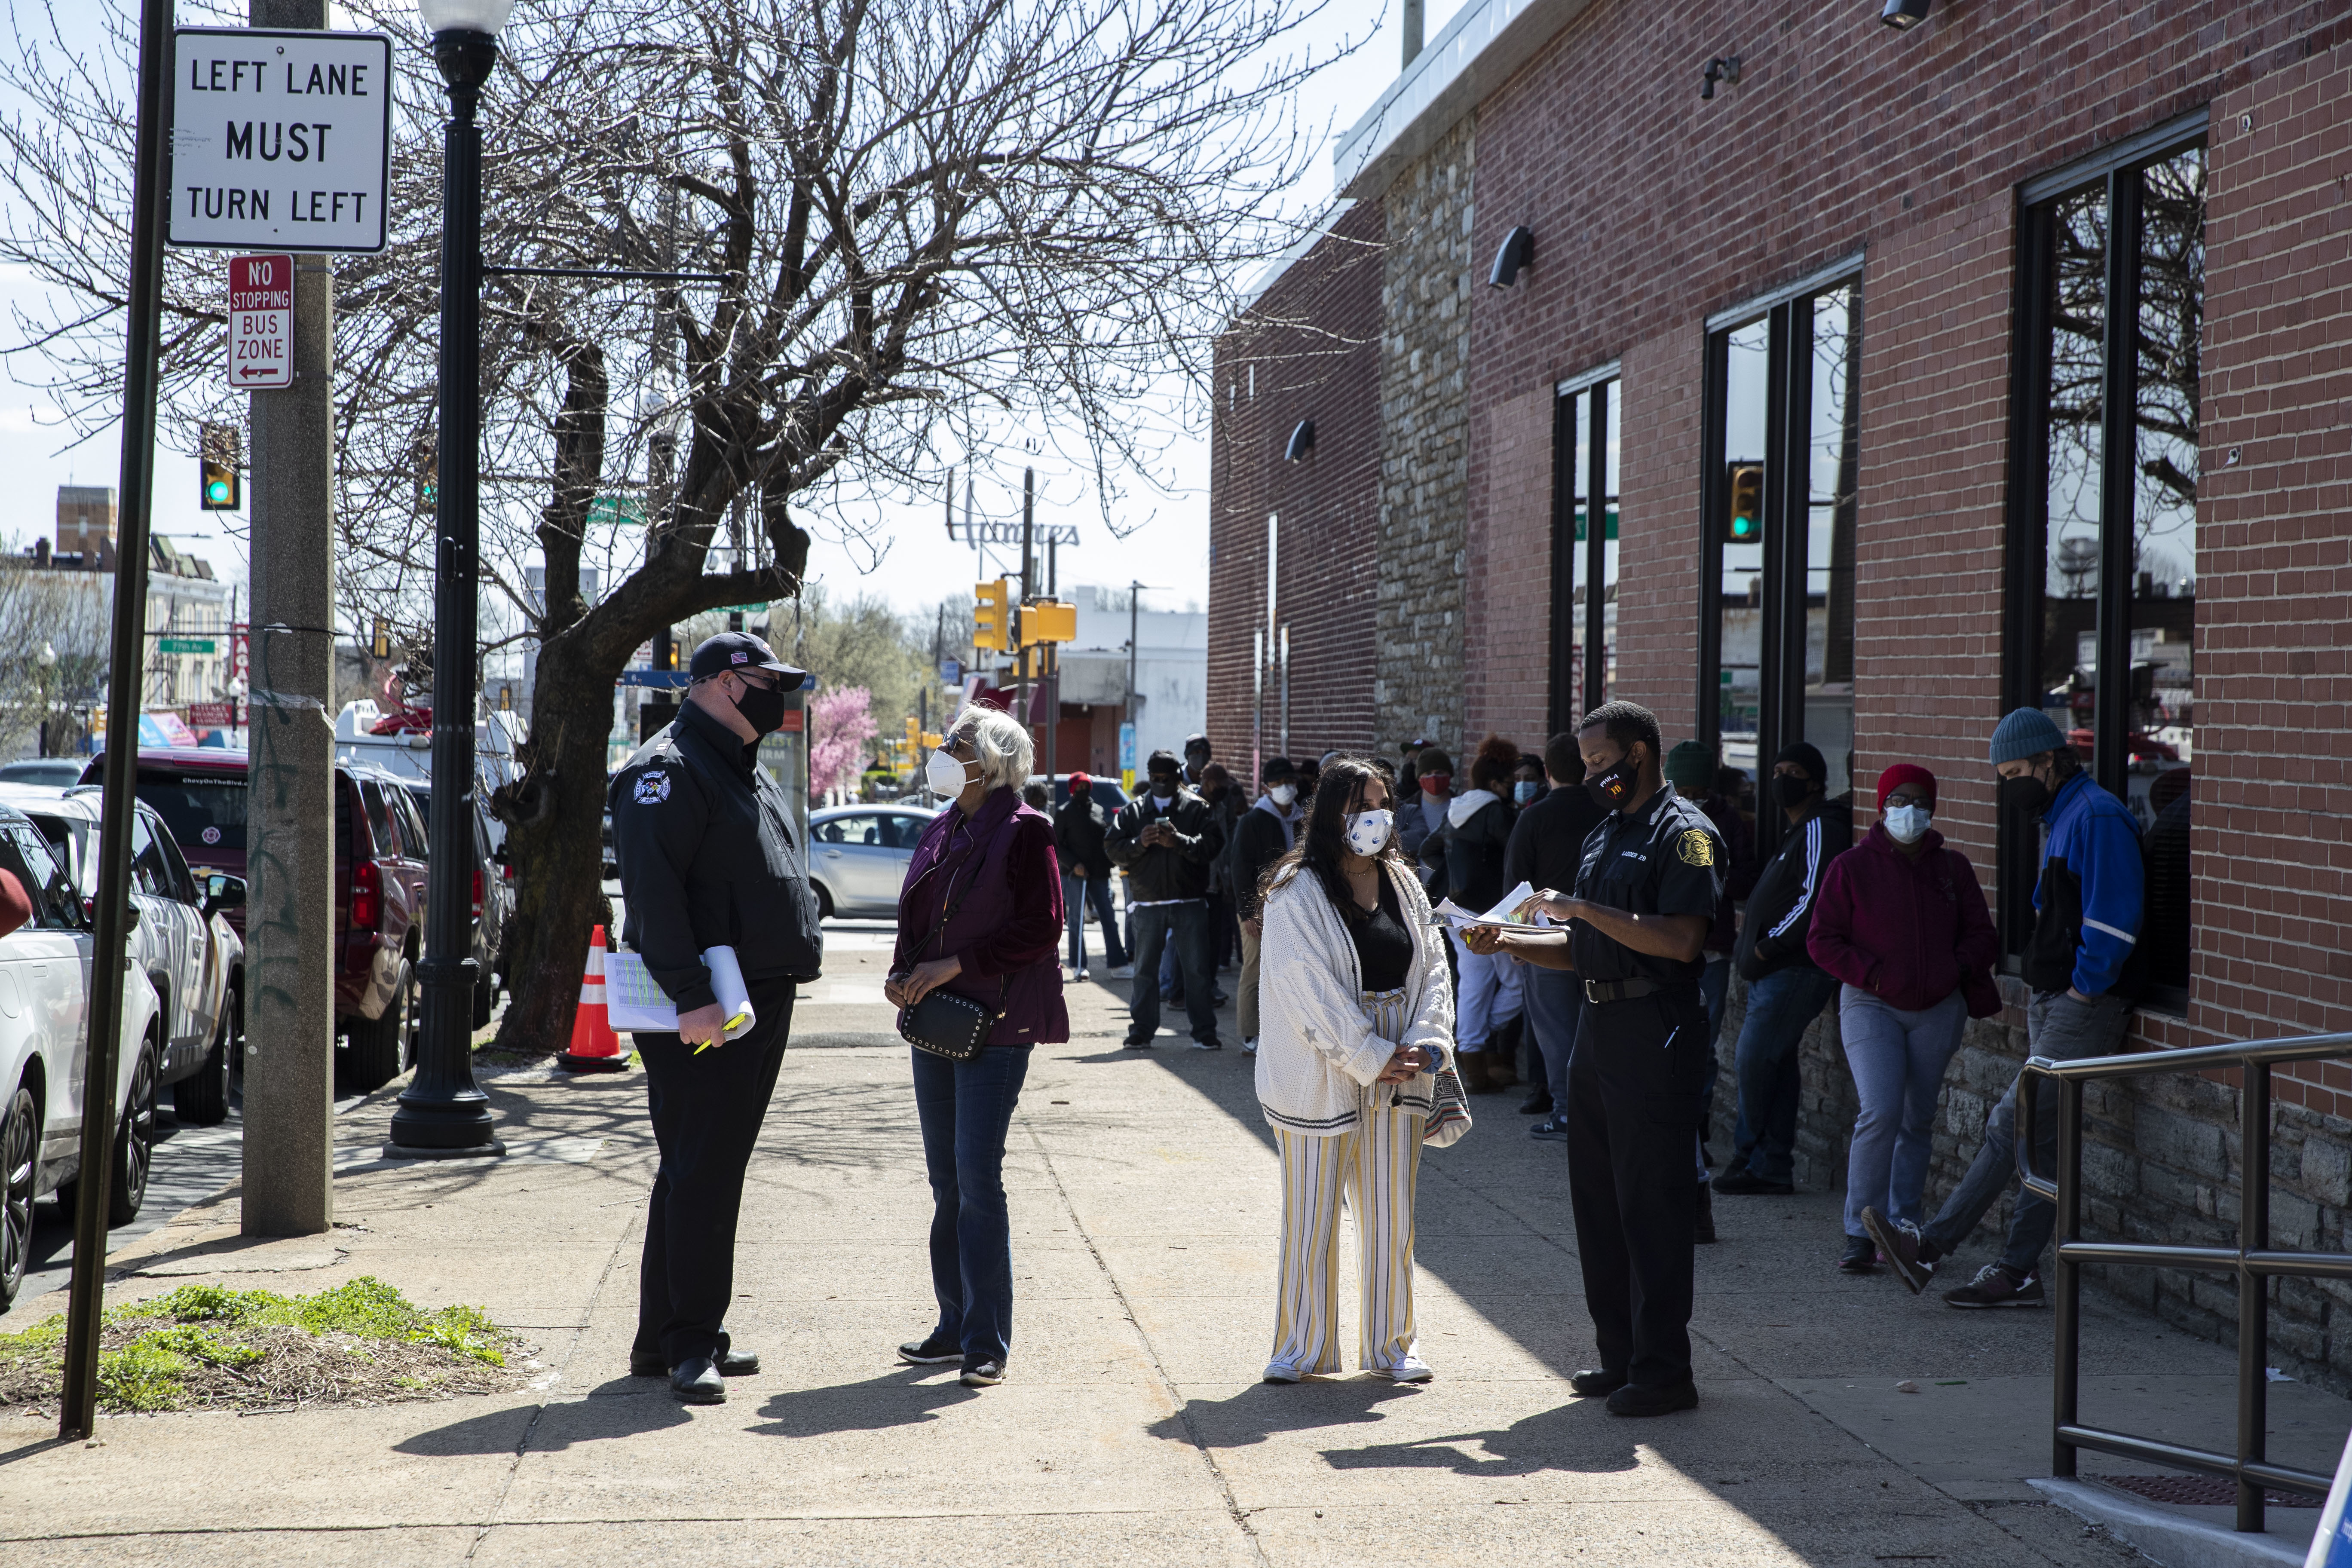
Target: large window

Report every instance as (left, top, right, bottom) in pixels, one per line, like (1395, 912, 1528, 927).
(1550, 372, 1620, 731)
(1698, 272, 1861, 851)
(2004, 116, 2205, 1005)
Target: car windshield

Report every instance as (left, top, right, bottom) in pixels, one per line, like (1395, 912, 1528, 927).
(138, 772, 248, 854)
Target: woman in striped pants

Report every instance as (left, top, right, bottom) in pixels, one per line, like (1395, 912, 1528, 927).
(1253, 757, 1458, 1383)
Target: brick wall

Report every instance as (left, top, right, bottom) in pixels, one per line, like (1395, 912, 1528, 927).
(1374, 119, 1476, 756)
(1206, 200, 1385, 774)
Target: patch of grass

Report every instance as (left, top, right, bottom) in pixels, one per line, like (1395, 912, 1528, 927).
(0, 1275, 517, 1415)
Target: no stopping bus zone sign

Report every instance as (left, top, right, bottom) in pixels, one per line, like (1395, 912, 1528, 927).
(227, 254, 293, 389)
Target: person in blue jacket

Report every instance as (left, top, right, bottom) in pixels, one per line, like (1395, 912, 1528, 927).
(1866, 708, 2144, 1308)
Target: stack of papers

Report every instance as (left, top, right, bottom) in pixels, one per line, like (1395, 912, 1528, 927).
(605, 945, 758, 1041)
(1432, 881, 1554, 932)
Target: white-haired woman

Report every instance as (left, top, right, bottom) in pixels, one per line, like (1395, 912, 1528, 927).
(885, 706, 1067, 1388)
(1256, 755, 1457, 1384)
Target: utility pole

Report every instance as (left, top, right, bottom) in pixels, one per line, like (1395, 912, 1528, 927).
(241, 0, 337, 1237)
(1016, 468, 1034, 736)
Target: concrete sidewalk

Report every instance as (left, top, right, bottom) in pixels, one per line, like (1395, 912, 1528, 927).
(0, 931, 2340, 1565)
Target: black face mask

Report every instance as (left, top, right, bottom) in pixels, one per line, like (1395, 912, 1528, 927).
(1774, 774, 1818, 811)
(1999, 773, 2052, 817)
(732, 678, 788, 738)
(1584, 749, 1641, 811)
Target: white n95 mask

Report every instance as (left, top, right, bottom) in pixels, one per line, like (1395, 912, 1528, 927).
(1884, 802, 1932, 844)
(925, 747, 969, 797)
(1270, 784, 1297, 807)
(1344, 809, 1394, 857)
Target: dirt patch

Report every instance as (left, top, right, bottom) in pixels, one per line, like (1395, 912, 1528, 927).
(0, 1276, 530, 1417)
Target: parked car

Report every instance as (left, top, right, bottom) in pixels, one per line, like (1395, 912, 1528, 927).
(400, 781, 514, 1027)
(0, 784, 246, 1126)
(0, 760, 86, 788)
(805, 804, 939, 919)
(0, 802, 166, 1309)
(84, 749, 429, 1093)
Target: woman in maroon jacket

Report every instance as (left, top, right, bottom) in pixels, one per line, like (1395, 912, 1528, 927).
(1807, 764, 1997, 1274)
(886, 705, 1067, 1387)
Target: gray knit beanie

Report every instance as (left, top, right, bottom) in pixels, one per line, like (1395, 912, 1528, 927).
(1988, 707, 2068, 765)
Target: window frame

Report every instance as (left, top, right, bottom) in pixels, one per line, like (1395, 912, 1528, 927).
(1549, 364, 1620, 733)
(1696, 269, 1864, 860)
(1999, 109, 2209, 1011)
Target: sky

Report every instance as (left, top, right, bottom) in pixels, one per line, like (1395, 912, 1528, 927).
(0, 0, 1469, 626)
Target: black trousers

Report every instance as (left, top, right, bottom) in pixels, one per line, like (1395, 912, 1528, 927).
(632, 979, 795, 1368)
(1565, 985, 1709, 1389)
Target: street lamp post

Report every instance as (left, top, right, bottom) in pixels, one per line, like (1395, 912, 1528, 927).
(35, 643, 55, 757)
(389, 0, 512, 1156)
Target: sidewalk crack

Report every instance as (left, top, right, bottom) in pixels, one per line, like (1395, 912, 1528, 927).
(1020, 1118, 1272, 1566)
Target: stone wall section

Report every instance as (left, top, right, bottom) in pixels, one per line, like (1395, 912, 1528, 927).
(1374, 119, 1475, 756)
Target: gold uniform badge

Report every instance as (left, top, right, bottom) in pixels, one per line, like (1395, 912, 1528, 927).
(1677, 829, 1715, 867)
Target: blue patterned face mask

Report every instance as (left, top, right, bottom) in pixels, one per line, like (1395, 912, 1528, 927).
(1513, 781, 1539, 804)
(1344, 809, 1394, 857)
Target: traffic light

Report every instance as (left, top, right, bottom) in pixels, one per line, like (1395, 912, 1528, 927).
(903, 716, 919, 767)
(1020, 598, 1077, 647)
(974, 579, 1010, 651)
(416, 456, 438, 516)
(199, 424, 240, 511)
(371, 616, 392, 660)
(1727, 463, 1764, 545)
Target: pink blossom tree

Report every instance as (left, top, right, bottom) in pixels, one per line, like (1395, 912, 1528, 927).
(808, 685, 879, 802)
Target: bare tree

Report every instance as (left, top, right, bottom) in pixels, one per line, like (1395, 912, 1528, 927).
(1, 0, 1346, 1050)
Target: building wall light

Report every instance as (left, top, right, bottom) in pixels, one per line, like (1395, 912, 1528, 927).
(1284, 420, 1315, 462)
(1488, 226, 1534, 288)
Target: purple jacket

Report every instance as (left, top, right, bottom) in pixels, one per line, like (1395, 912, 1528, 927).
(1807, 823, 1999, 1012)
(894, 787, 1068, 1046)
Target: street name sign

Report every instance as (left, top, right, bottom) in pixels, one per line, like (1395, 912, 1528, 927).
(158, 637, 218, 654)
(168, 29, 394, 253)
(227, 253, 293, 388)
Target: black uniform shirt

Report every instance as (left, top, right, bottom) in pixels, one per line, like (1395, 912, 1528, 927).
(1569, 782, 1727, 985)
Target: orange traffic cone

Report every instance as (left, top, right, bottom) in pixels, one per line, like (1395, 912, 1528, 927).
(557, 925, 628, 1072)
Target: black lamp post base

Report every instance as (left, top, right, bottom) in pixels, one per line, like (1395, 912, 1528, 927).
(382, 1139, 507, 1161)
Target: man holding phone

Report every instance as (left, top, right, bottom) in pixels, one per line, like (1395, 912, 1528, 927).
(609, 631, 823, 1404)
(1105, 749, 1226, 1051)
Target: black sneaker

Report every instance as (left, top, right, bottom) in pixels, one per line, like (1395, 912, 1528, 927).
(1837, 1234, 1877, 1273)
(898, 1334, 962, 1365)
(1861, 1207, 1938, 1294)
(1528, 1114, 1568, 1143)
(1122, 1037, 1154, 1051)
(1189, 1037, 1223, 1051)
(1943, 1263, 2044, 1309)
(960, 1355, 1006, 1387)
(1712, 1167, 1796, 1196)
(1519, 1090, 1554, 1115)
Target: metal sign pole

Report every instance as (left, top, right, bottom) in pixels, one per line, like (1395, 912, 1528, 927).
(60, 0, 172, 1441)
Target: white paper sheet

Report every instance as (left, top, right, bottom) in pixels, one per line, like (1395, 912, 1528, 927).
(1431, 880, 1553, 931)
(603, 945, 758, 1039)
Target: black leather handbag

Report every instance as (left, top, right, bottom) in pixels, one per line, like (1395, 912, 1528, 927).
(897, 861, 1006, 1062)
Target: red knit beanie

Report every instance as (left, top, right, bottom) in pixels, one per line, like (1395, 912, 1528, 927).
(1877, 763, 1937, 811)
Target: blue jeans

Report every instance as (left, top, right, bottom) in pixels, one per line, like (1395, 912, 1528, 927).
(1128, 901, 1218, 1045)
(1730, 965, 1839, 1183)
(912, 1044, 1032, 1362)
(1923, 988, 2128, 1277)
(1838, 987, 1967, 1239)
(1064, 872, 1126, 970)
(1523, 965, 1584, 1111)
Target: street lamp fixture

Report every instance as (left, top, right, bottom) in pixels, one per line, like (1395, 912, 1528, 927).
(388, 0, 510, 1157)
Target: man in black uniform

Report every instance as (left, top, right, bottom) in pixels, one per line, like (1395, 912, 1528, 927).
(609, 631, 824, 1404)
(1465, 701, 1724, 1416)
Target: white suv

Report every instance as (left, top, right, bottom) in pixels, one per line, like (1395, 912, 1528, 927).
(0, 802, 164, 1310)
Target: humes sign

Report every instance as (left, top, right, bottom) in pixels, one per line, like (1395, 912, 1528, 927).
(168, 28, 393, 254)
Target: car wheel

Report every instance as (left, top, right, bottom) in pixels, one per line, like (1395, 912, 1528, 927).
(172, 985, 238, 1127)
(108, 1033, 159, 1227)
(814, 882, 835, 921)
(345, 958, 412, 1093)
(0, 1082, 37, 1311)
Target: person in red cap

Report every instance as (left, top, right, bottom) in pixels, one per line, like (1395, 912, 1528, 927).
(1805, 764, 1997, 1273)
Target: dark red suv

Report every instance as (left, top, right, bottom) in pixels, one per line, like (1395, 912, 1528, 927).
(83, 749, 427, 1090)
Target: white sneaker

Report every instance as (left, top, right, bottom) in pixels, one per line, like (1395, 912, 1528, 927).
(1075, 968, 1090, 980)
(1240, 1037, 1259, 1055)
(1378, 1354, 1433, 1383)
(1103, 965, 1135, 979)
(1261, 1362, 1302, 1384)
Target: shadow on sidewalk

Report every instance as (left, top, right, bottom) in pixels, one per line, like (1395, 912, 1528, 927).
(745, 1368, 981, 1438)
(394, 1390, 694, 1454)
(1319, 1396, 1638, 1477)
(1148, 1374, 1421, 1450)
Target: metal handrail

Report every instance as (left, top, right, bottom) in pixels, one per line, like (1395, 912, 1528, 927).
(2018, 1028, 2352, 1533)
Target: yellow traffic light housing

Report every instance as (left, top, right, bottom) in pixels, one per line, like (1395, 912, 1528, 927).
(1020, 598, 1077, 647)
(974, 579, 1011, 651)
(199, 423, 240, 511)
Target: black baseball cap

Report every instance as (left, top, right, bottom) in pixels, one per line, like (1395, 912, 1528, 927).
(689, 631, 804, 683)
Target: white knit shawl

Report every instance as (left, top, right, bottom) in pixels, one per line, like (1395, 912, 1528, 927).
(1253, 858, 1455, 1136)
